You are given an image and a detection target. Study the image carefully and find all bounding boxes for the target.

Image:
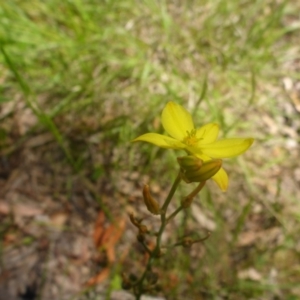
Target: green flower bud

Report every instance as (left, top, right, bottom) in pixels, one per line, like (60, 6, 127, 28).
(182, 159, 222, 183)
(177, 155, 203, 172)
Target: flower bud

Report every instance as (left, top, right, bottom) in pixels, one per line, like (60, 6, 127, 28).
(175, 233, 210, 248)
(182, 237, 193, 248)
(129, 213, 140, 227)
(177, 155, 203, 172)
(142, 185, 161, 215)
(182, 159, 222, 183)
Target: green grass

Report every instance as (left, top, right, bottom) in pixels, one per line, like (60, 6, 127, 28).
(1, 0, 300, 299)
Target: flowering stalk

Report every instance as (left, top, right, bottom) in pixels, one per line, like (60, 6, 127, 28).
(126, 101, 254, 299)
(132, 171, 182, 299)
(129, 168, 212, 299)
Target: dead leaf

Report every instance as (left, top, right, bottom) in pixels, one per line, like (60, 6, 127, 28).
(237, 231, 259, 247)
(4, 233, 17, 245)
(261, 113, 278, 135)
(166, 273, 179, 290)
(237, 227, 282, 247)
(101, 220, 126, 263)
(93, 211, 105, 247)
(13, 203, 43, 217)
(50, 212, 68, 227)
(15, 107, 38, 135)
(186, 272, 194, 284)
(25, 133, 54, 148)
(93, 212, 125, 263)
(0, 201, 9, 215)
(238, 267, 262, 281)
(84, 267, 110, 287)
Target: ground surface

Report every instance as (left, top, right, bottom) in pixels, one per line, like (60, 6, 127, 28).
(1, 0, 300, 299)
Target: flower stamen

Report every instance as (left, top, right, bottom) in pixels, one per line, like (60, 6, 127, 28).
(183, 129, 199, 146)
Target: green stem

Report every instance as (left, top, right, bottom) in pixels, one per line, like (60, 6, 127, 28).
(141, 241, 152, 255)
(161, 171, 182, 212)
(186, 181, 206, 200)
(181, 181, 206, 208)
(155, 171, 182, 251)
(166, 206, 183, 223)
(134, 171, 182, 299)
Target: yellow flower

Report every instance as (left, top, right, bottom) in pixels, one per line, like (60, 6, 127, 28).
(132, 101, 254, 191)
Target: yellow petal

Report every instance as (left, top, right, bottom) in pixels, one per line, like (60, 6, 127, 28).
(161, 102, 194, 140)
(132, 133, 186, 149)
(196, 123, 219, 144)
(200, 138, 254, 158)
(212, 167, 229, 191)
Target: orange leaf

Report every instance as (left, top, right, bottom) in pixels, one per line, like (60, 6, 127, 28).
(0, 201, 9, 215)
(93, 212, 126, 263)
(85, 267, 110, 287)
(93, 211, 105, 248)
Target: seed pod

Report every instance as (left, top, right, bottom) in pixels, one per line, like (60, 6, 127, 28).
(142, 185, 161, 215)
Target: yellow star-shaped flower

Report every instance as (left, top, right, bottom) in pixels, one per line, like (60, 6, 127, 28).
(132, 101, 254, 191)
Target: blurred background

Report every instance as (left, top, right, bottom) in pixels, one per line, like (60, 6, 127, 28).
(0, 0, 300, 299)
